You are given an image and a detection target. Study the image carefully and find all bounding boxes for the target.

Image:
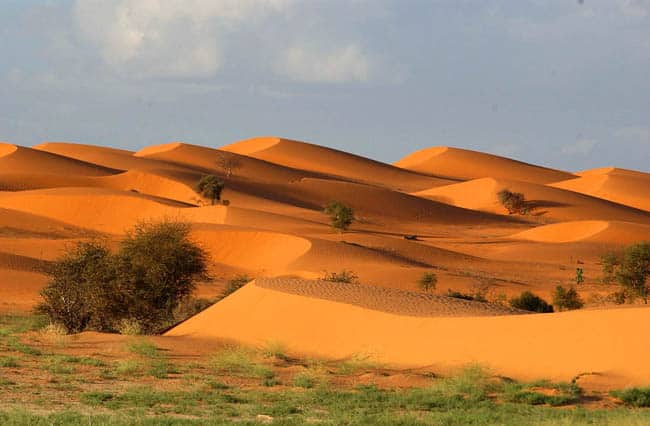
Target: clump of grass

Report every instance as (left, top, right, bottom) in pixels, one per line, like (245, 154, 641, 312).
(115, 360, 142, 377)
(336, 353, 380, 375)
(0, 314, 48, 334)
(261, 341, 289, 361)
(210, 345, 271, 378)
(292, 372, 317, 388)
(43, 358, 76, 375)
(81, 392, 114, 405)
(0, 357, 19, 368)
(126, 339, 159, 358)
(148, 359, 178, 379)
(611, 387, 650, 407)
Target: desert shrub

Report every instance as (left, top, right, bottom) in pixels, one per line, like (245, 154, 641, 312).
(575, 268, 584, 285)
(37, 241, 115, 334)
(171, 297, 215, 324)
(323, 200, 354, 232)
(552, 285, 584, 311)
(196, 175, 224, 205)
(117, 318, 143, 336)
(222, 275, 251, 298)
(446, 290, 475, 301)
(601, 250, 622, 283)
(509, 291, 553, 313)
(497, 189, 528, 215)
(39, 221, 209, 334)
(611, 387, 650, 407)
(418, 272, 437, 293)
(616, 242, 650, 303)
(215, 151, 242, 179)
(322, 270, 359, 284)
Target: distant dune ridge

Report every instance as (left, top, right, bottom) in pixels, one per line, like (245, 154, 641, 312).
(2, 136, 650, 387)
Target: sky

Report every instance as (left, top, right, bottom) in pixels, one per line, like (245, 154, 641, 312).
(1, 0, 649, 172)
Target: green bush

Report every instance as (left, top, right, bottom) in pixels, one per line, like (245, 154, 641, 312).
(509, 291, 553, 313)
(38, 221, 209, 334)
(611, 387, 650, 407)
(323, 200, 354, 232)
(196, 175, 224, 205)
(418, 272, 437, 293)
(497, 189, 529, 215)
(616, 242, 650, 303)
(552, 285, 584, 311)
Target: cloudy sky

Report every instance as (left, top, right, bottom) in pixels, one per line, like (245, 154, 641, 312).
(1, 0, 649, 171)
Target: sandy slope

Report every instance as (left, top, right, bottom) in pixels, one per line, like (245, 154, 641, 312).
(551, 167, 650, 212)
(221, 136, 454, 192)
(414, 177, 650, 224)
(395, 146, 575, 184)
(510, 220, 650, 244)
(167, 281, 650, 387)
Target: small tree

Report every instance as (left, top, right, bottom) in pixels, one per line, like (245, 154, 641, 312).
(552, 285, 584, 311)
(418, 272, 438, 293)
(601, 251, 621, 284)
(323, 200, 354, 232)
(575, 268, 584, 285)
(497, 189, 528, 215)
(509, 291, 554, 313)
(215, 152, 242, 179)
(222, 275, 251, 298)
(197, 175, 225, 205)
(617, 242, 650, 304)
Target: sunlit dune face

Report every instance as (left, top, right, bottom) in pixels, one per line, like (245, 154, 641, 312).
(0, 143, 19, 158)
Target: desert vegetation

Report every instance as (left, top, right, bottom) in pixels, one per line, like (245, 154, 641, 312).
(497, 189, 530, 215)
(323, 200, 354, 232)
(38, 221, 209, 334)
(196, 174, 225, 205)
(418, 272, 438, 293)
(600, 242, 650, 303)
(552, 285, 584, 311)
(509, 291, 554, 313)
(321, 270, 359, 284)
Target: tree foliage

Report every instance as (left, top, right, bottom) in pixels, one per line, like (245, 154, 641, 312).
(323, 200, 354, 232)
(552, 285, 584, 311)
(497, 189, 529, 215)
(197, 175, 225, 205)
(215, 152, 242, 179)
(38, 221, 209, 334)
(616, 242, 650, 303)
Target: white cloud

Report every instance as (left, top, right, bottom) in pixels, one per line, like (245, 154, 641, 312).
(74, 0, 293, 78)
(619, 0, 650, 17)
(615, 126, 650, 144)
(73, 0, 377, 83)
(561, 138, 597, 155)
(275, 44, 371, 83)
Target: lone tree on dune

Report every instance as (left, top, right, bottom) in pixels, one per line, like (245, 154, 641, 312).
(552, 285, 584, 311)
(497, 189, 529, 215)
(323, 200, 354, 232)
(197, 175, 225, 205)
(418, 272, 438, 293)
(215, 151, 242, 179)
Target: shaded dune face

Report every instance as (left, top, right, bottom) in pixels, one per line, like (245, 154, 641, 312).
(2, 136, 650, 388)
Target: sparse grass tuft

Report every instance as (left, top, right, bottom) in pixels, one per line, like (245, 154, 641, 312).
(292, 372, 317, 388)
(210, 346, 270, 377)
(611, 387, 650, 407)
(115, 360, 142, 377)
(0, 357, 19, 368)
(126, 339, 159, 358)
(6, 336, 42, 356)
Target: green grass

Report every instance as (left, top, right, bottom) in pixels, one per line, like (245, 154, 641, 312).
(126, 339, 160, 358)
(292, 372, 317, 388)
(114, 360, 142, 376)
(0, 357, 19, 368)
(210, 346, 273, 378)
(6, 336, 42, 356)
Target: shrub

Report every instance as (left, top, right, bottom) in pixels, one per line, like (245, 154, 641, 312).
(446, 289, 487, 302)
(616, 242, 650, 303)
(171, 297, 215, 324)
(575, 268, 584, 285)
(38, 221, 209, 334)
(117, 318, 143, 336)
(509, 291, 553, 313)
(196, 175, 224, 205)
(611, 387, 650, 407)
(322, 270, 358, 284)
(292, 372, 317, 388)
(215, 151, 242, 179)
(601, 251, 621, 284)
(497, 189, 528, 215)
(418, 272, 437, 293)
(222, 275, 251, 298)
(552, 285, 584, 311)
(323, 200, 354, 232)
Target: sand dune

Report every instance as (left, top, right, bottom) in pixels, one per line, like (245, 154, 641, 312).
(551, 168, 650, 212)
(395, 146, 574, 184)
(1, 143, 117, 176)
(221, 136, 454, 192)
(414, 177, 650, 224)
(167, 281, 650, 387)
(510, 220, 650, 244)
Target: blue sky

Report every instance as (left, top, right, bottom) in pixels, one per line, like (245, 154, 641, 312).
(1, 0, 649, 171)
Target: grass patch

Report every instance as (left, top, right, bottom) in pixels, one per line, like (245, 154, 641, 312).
(292, 372, 317, 388)
(114, 360, 142, 377)
(0, 357, 19, 368)
(210, 346, 272, 378)
(0, 314, 48, 335)
(126, 339, 159, 358)
(611, 387, 650, 407)
(148, 359, 178, 379)
(336, 353, 381, 375)
(6, 336, 42, 356)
